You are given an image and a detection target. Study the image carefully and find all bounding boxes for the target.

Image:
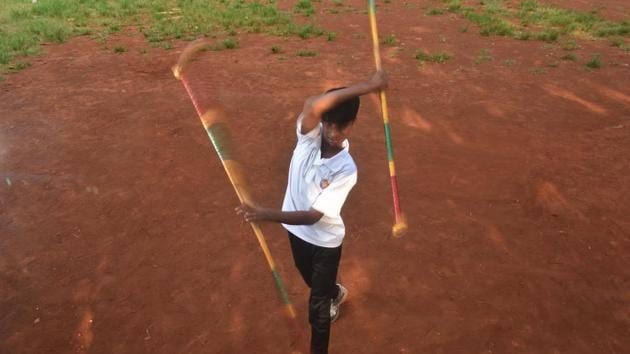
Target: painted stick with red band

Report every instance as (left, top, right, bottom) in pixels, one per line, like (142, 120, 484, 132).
(368, 0, 407, 237)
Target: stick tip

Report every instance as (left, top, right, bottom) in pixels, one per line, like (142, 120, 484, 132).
(172, 65, 182, 79)
(392, 214, 408, 238)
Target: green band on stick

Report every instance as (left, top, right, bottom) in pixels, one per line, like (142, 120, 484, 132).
(272, 269, 292, 305)
(206, 122, 233, 161)
(383, 123, 394, 161)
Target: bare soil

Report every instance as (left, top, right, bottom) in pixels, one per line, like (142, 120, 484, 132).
(1, 1, 629, 353)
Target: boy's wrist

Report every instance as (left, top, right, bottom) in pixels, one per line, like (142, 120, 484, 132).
(262, 208, 280, 222)
(365, 79, 381, 93)
(367, 69, 388, 92)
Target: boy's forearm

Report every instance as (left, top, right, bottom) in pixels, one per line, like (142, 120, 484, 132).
(310, 79, 381, 114)
(299, 70, 387, 133)
(263, 209, 322, 225)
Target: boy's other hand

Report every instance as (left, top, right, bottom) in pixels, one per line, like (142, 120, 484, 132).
(369, 69, 388, 91)
(235, 204, 269, 223)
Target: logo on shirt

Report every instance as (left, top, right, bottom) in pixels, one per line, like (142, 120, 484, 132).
(320, 179, 330, 189)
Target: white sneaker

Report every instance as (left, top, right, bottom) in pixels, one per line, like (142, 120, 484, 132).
(330, 284, 348, 323)
(333, 283, 348, 306)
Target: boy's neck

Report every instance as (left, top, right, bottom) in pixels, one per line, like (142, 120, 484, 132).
(320, 137, 344, 158)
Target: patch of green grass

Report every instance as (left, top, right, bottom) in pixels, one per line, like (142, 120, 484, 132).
(518, 0, 629, 38)
(415, 50, 453, 64)
(0, 0, 144, 71)
(445, 0, 463, 12)
(8, 61, 31, 72)
(474, 48, 492, 64)
(221, 38, 237, 49)
(504, 59, 516, 66)
(563, 40, 581, 51)
(561, 52, 577, 61)
(513, 31, 532, 40)
(113, 45, 126, 53)
(585, 54, 602, 69)
(441, 0, 629, 43)
(294, 24, 324, 39)
(154, 41, 176, 50)
(593, 21, 630, 37)
(294, 0, 315, 17)
(383, 34, 397, 46)
(1, 0, 324, 74)
(477, 18, 514, 36)
(271, 45, 282, 54)
(427, 8, 447, 16)
(531, 67, 548, 75)
(194, 38, 238, 52)
(610, 36, 624, 47)
(297, 50, 318, 57)
(324, 1, 355, 15)
(535, 29, 559, 42)
(460, 26, 469, 33)
(451, 0, 515, 37)
(326, 31, 337, 41)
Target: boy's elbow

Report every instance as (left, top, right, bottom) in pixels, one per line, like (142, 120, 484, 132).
(304, 94, 328, 116)
(303, 96, 317, 113)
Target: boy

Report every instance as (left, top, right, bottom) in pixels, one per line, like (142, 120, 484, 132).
(236, 69, 388, 353)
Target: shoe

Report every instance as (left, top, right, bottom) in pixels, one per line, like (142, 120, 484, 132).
(330, 284, 348, 323)
(333, 283, 348, 306)
(330, 300, 340, 323)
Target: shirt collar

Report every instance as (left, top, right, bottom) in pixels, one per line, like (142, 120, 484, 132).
(316, 137, 349, 163)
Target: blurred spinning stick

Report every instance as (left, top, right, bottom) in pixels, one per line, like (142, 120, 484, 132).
(172, 39, 297, 320)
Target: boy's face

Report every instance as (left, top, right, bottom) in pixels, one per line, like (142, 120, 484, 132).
(322, 121, 353, 149)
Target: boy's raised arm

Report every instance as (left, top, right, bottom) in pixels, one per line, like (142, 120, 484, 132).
(299, 70, 388, 134)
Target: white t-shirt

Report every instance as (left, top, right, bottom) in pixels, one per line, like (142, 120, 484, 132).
(281, 115, 358, 248)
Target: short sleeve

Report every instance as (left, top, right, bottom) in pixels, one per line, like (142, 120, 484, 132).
(311, 173, 357, 218)
(296, 113, 321, 144)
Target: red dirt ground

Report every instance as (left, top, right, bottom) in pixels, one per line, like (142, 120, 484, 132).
(1, 1, 629, 353)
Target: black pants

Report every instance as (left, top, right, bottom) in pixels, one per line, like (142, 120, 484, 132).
(288, 232, 342, 354)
